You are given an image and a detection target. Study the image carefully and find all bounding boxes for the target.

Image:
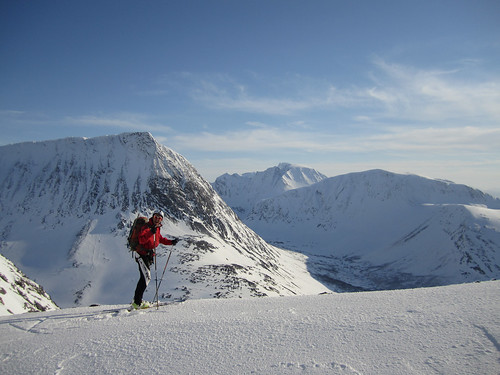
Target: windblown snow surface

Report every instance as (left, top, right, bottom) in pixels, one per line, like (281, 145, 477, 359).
(1, 281, 499, 375)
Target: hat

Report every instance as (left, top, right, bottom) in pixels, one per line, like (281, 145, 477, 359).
(153, 210, 164, 218)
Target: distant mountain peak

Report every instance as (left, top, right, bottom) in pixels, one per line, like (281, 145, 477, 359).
(212, 163, 327, 218)
(277, 162, 295, 170)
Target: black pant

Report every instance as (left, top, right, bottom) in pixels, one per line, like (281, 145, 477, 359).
(133, 254, 153, 305)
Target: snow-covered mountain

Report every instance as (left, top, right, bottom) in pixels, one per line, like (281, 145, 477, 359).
(212, 162, 327, 218)
(236, 169, 500, 291)
(0, 253, 58, 315)
(0, 133, 327, 309)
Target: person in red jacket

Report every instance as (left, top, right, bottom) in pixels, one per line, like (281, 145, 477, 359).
(132, 210, 178, 309)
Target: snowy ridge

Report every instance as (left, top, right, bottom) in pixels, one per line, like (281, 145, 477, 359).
(0, 253, 58, 315)
(212, 162, 327, 218)
(1, 281, 499, 374)
(238, 169, 500, 290)
(0, 133, 327, 309)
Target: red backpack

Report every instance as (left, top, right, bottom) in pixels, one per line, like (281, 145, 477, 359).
(127, 216, 148, 252)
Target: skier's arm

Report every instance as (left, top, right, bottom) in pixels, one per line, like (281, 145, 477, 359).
(159, 235, 178, 246)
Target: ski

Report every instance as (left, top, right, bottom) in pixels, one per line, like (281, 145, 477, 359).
(127, 300, 184, 312)
(88, 300, 183, 314)
(88, 298, 186, 315)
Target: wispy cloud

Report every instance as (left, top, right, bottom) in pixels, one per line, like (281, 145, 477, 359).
(365, 58, 500, 123)
(0, 109, 25, 116)
(171, 59, 499, 167)
(189, 79, 324, 116)
(168, 59, 500, 126)
(173, 123, 500, 155)
(162, 72, 357, 116)
(65, 113, 172, 132)
(361, 126, 500, 152)
(174, 127, 308, 152)
(0, 109, 172, 134)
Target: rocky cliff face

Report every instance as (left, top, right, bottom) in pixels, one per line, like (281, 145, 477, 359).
(0, 253, 58, 315)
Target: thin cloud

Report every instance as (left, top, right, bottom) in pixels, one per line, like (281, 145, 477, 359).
(367, 58, 500, 123)
(174, 60, 500, 126)
(173, 124, 500, 155)
(172, 72, 358, 115)
(192, 89, 322, 116)
(363, 126, 500, 152)
(65, 113, 172, 132)
(0, 109, 25, 116)
(174, 127, 311, 152)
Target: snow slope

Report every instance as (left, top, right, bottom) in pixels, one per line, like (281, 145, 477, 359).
(0, 133, 328, 309)
(0, 253, 58, 315)
(213, 162, 327, 218)
(0, 281, 498, 375)
(243, 169, 500, 291)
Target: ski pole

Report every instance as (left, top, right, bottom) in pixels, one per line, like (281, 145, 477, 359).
(153, 230, 159, 309)
(154, 252, 158, 309)
(154, 248, 173, 309)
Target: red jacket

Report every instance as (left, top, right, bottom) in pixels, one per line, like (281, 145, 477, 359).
(137, 218, 174, 255)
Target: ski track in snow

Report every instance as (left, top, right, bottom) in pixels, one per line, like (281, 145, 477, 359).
(0, 281, 499, 375)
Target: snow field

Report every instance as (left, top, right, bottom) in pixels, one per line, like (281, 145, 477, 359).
(1, 280, 498, 374)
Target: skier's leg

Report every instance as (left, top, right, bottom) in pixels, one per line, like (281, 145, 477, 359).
(133, 256, 151, 305)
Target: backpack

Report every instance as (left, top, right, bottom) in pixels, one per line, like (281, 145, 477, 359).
(127, 216, 149, 252)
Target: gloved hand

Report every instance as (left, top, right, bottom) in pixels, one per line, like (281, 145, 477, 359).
(171, 238, 179, 246)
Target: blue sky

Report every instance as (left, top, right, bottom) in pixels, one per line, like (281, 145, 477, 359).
(1, 1, 499, 194)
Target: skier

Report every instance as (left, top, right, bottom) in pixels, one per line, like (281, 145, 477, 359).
(132, 210, 178, 309)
